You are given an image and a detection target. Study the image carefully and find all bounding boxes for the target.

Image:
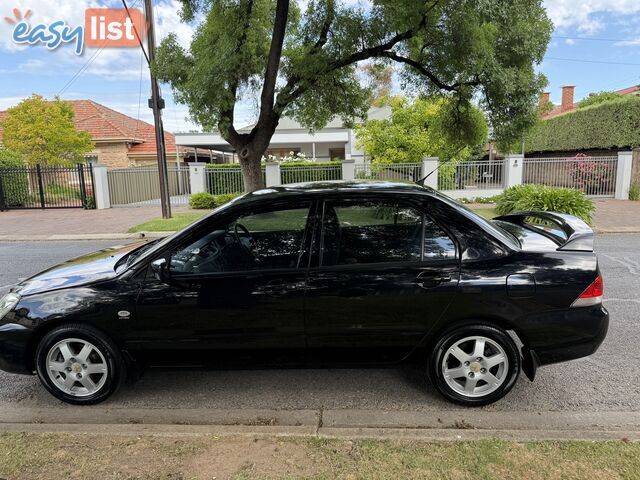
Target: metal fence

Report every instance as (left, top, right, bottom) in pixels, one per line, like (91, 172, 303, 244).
(0, 164, 94, 210)
(354, 163, 422, 182)
(108, 166, 191, 207)
(438, 160, 505, 191)
(206, 165, 266, 195)
(280, 163, 342, 184)
(523, 156, 618, 197)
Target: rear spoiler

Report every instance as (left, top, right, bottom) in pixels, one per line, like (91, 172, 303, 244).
(493, 211, 593, 252)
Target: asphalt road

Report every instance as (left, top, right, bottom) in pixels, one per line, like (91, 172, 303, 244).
(0, 236, 638, 415)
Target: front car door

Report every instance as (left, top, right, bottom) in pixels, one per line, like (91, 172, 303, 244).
(129, 200, 315, 366)
(304, 195, 460, 363)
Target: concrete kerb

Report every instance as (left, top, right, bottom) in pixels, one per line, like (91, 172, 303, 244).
(0, 407, 638, 441)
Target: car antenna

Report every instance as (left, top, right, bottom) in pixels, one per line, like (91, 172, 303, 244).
(415, 164, 438, 187)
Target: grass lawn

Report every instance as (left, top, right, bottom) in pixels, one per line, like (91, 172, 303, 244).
(470, 206, 498, 219)
(128, 211, 208, 233)
(0, 433, 637, 479)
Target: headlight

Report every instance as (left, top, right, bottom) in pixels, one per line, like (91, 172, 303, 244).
(0, 293, 20, 321)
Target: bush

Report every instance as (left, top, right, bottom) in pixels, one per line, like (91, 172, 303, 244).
(189, 192, 216, 209)
(630, 183, 640, 201)
(525, 95, 640, 153)
(214, 193, 240, 205)
(0, 149, 28, 207)
(495, 184, 595, 224)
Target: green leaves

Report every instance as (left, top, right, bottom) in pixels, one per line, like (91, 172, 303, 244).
(526, 96, 640, 153)
(495, 184, 595, 224)
(354, 97, 488, 164)
(0, 95, 93, 167)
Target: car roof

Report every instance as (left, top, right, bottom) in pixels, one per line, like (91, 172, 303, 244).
(233, 180, 436, 205)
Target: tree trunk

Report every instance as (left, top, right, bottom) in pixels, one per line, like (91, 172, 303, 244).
(238, 147, 266, 192)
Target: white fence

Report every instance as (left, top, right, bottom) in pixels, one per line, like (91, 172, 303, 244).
(438, 160, 505, 191)
(523, 156, 618, 197)
(91, 151, 634, 209)
(354, 163, 423, 182)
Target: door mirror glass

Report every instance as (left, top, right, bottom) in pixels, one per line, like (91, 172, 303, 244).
(150, 258, 169, 282)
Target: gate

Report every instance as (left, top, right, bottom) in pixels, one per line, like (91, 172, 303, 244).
(107, 166, 190, 207)
(0, 164, 94, 210)
(523, 156, 618, 197)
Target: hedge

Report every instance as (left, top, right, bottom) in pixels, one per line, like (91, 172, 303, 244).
(525, 95, 640, 153)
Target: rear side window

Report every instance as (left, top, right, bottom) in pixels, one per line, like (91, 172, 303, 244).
(321, 200, 455, 266)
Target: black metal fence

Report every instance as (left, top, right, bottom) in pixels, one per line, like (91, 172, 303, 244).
(0, 164, 95, 210)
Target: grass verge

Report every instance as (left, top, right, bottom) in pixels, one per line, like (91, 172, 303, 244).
(0, 433, 637, 480)
(128, 211, 208, 233)
(469, 206, 498, 219)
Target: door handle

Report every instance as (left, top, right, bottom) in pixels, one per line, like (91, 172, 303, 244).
(415, 272, 451, 289)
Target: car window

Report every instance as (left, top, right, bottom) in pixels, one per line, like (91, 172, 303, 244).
(424, 219, 457, 260)
(169, 205, 310, 275)
(321, 201, 422, 266)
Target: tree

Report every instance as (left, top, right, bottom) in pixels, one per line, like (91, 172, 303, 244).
(362, 63, 393, 106)
(577, 91, 622, 109)
(1, 95, 94, 166)
(355, 96, 487, 164)
(156, 0, 551, 191)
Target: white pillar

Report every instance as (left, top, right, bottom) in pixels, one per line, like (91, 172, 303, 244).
(312, 142, 316, 161)
(265, 162, 281, 187)
(92, 164, 110, 209)
(615, 151, 633, 200)
(189, 162, 207, 194)
(342, 158, 355, 181)
(504, 153, 524, 188)
(421, 157, 438, 190)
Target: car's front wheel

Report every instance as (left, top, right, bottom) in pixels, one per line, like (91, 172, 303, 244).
(429, 324, 520, 406)
(35, 324, 125, 405)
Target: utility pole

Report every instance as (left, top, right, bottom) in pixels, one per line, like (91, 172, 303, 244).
(143, 0, 172, 218)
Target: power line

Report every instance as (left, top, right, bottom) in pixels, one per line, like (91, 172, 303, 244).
(545, 56, 640, 66)
(552, 34, 634, 43)
(57, 0, 142, 96)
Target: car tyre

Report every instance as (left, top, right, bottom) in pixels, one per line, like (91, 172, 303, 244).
(429, 324, 520, 406)
(35, 324, 125, 405)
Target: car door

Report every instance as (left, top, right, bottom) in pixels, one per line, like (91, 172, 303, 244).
(304, 196, 460, 363)
(130, 200, 315, 365)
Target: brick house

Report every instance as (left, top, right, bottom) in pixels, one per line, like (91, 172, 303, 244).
(540, 84, 640, 119)
(0, 99, 207, 169)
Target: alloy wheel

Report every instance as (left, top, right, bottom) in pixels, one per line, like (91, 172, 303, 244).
(441, 335, 509, 398)
(46, 338, 109, 397)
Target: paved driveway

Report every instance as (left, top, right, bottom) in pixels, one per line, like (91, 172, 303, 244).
(0, 236, 638, 425)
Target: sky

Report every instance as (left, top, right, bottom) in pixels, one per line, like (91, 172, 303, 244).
(0, 0, 640, 133)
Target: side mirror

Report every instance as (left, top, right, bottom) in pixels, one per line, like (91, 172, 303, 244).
(150, 258, 169, 282)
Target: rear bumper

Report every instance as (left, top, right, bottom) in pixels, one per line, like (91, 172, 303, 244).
(523, 304, 609, 378)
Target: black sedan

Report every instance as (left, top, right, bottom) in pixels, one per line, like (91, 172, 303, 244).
(0, 181, 608, 406)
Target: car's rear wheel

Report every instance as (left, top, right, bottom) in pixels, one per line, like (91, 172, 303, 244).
(35, 324, 125, 405)
(429, 324, 520, 406)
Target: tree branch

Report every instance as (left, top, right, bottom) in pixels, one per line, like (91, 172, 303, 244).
(378, 51, 480, 91)
(256, 0, 290, 133)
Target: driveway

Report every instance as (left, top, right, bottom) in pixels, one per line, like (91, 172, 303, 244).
(0, 236, 638, 430)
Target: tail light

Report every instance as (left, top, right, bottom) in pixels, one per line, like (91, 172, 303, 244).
(571, 274, 604, 308)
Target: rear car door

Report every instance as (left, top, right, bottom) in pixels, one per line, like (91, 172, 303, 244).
(304, 196, 460, 363)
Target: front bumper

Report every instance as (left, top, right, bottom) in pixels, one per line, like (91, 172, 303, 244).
(0, 323, 35, 375)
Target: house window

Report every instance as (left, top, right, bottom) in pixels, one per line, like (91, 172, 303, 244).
(329, 148, 345, 161)
(267, 148, 300, 160)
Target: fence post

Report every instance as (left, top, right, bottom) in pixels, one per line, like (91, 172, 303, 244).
(421, 157, 438, 189)
(504, 154, 524, 188)
(189, 162, 207, 194)
(342, 158, 355, 181)
(92, 164, 111, 210)
(615, 151, 633, 200)
(265, 162, 281, 187)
